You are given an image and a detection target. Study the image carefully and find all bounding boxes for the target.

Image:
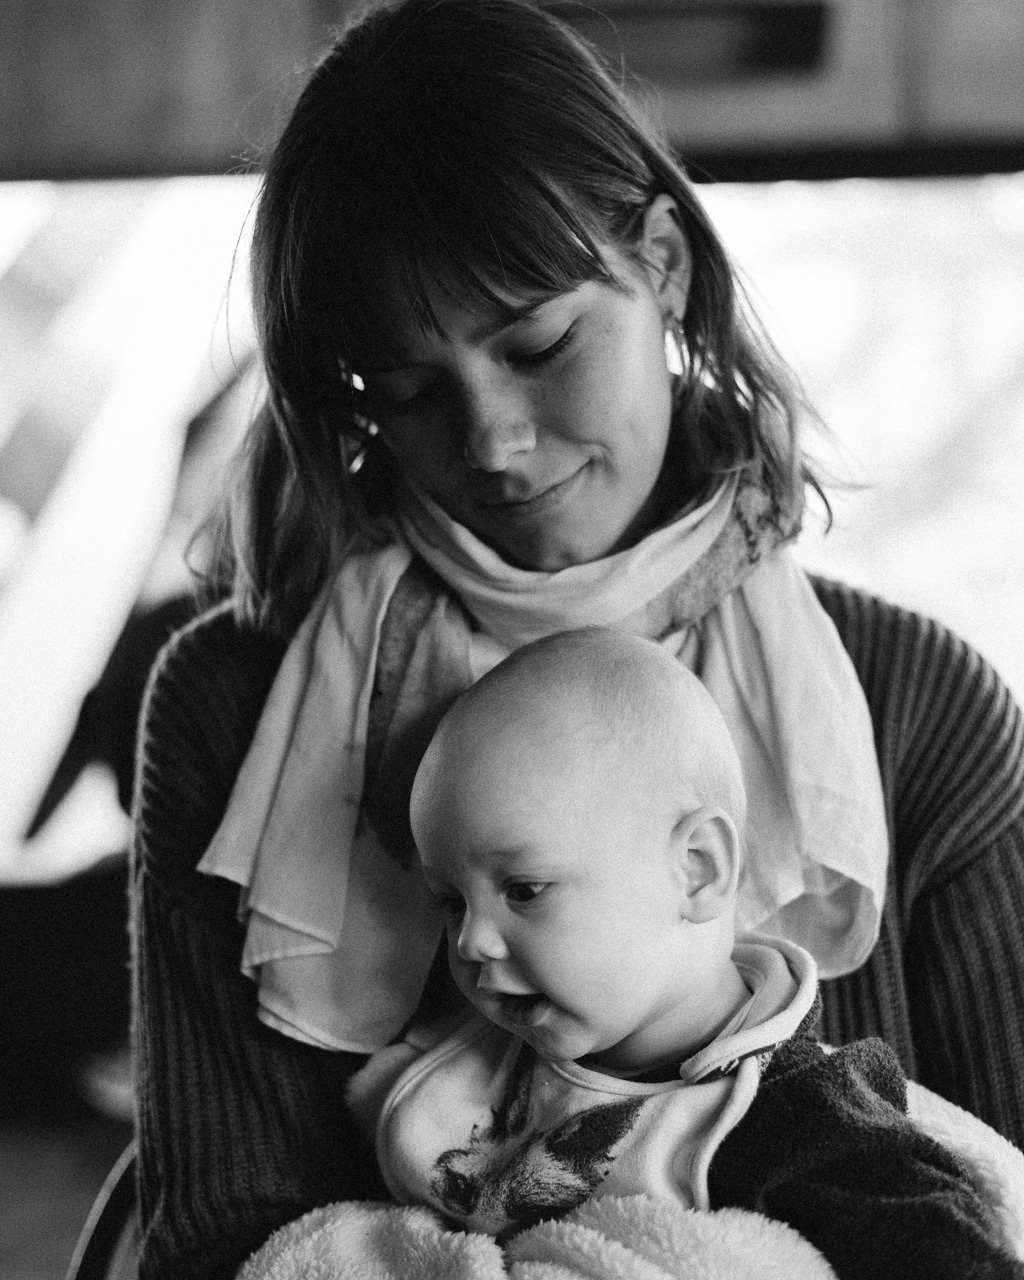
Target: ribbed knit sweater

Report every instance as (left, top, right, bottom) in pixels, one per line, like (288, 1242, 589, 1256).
(130, 568, 1024, 1280)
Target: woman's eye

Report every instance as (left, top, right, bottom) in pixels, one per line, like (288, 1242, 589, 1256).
(511, 326, 574, 369)
(505, 882, 547, 905)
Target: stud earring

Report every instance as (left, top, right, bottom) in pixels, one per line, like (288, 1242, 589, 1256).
(663, 316, 687, 379)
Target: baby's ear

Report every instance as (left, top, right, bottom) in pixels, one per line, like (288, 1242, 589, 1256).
(669, 807, 741, 923)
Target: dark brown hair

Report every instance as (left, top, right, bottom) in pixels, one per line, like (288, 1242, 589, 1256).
(210, 0, 819, 634)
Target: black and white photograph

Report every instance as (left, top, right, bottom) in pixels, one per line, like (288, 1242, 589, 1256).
(1, 3, 1023, 1278)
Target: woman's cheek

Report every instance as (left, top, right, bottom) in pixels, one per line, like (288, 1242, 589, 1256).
(558, 350, 605, 431)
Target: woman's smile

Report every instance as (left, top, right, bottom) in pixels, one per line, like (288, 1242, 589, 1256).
(474, 464, 590, 521)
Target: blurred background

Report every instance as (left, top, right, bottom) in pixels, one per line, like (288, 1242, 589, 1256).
(0, 2, 1022, 1277)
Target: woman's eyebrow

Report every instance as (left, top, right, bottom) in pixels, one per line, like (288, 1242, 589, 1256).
(470, 297, 554, 342)
(359, 296, 566, 374)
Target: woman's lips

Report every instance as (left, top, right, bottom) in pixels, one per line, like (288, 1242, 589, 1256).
(476, 465, 587, 519)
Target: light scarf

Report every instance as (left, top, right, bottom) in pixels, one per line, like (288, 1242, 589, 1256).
(199, 475, 888, 1052)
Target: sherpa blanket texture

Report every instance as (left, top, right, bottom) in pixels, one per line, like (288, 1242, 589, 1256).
(237, 1194, 836, 1280)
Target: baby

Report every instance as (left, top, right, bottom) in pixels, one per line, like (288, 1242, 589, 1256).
(348, 628, 1022, 1278)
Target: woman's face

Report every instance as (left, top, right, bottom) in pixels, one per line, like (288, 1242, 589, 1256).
(353, 197, 691, 571)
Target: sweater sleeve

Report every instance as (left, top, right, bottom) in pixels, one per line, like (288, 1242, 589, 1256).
(813, 579, 1024, 1149)
(709, 1037, 1024, 1280)
(130, 607, 387, 1280)
(905, 830, 1024, 1152)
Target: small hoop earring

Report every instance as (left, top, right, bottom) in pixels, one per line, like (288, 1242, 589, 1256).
(663, 316, 688, 381)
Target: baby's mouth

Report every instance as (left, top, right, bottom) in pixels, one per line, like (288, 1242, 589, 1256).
(493, 991, 548, 1027)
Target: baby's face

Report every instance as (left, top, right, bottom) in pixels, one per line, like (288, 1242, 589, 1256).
(414, 707, 716, 1074)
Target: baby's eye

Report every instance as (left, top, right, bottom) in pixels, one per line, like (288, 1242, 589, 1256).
(504, 882, 547, 905)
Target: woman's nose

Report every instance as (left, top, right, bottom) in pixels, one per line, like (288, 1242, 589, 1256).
(461, 379, 536, 472)
(456, 912, 509, 963)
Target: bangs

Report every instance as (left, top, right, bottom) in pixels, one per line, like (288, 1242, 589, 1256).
(339, 158, 623, 342)
(307, 0, 654, 343)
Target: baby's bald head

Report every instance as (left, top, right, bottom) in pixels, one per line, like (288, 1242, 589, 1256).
(412, 627, 747, 842)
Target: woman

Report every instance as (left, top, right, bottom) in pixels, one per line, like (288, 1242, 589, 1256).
(131, 2, 1024, 1277)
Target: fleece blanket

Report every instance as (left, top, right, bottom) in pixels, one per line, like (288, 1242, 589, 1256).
(237, 1083, 1024, 1280)
(237, 1195, 836, 1280)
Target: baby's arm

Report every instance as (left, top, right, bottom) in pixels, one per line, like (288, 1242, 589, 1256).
(708, 1036, 1024, 1280)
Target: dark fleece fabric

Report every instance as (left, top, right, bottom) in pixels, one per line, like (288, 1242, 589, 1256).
(711, 1007, 1024, 1279)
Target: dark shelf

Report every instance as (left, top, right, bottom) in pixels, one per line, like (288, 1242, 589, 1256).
(545, 1, 831, 84)
(683, 139, 1024, 183)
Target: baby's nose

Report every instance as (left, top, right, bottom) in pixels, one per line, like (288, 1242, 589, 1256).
(456, 912, 509, 964)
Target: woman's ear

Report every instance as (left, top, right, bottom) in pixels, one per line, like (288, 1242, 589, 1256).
(669, 806, 741, 924)
(638, 193, 692, 323)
